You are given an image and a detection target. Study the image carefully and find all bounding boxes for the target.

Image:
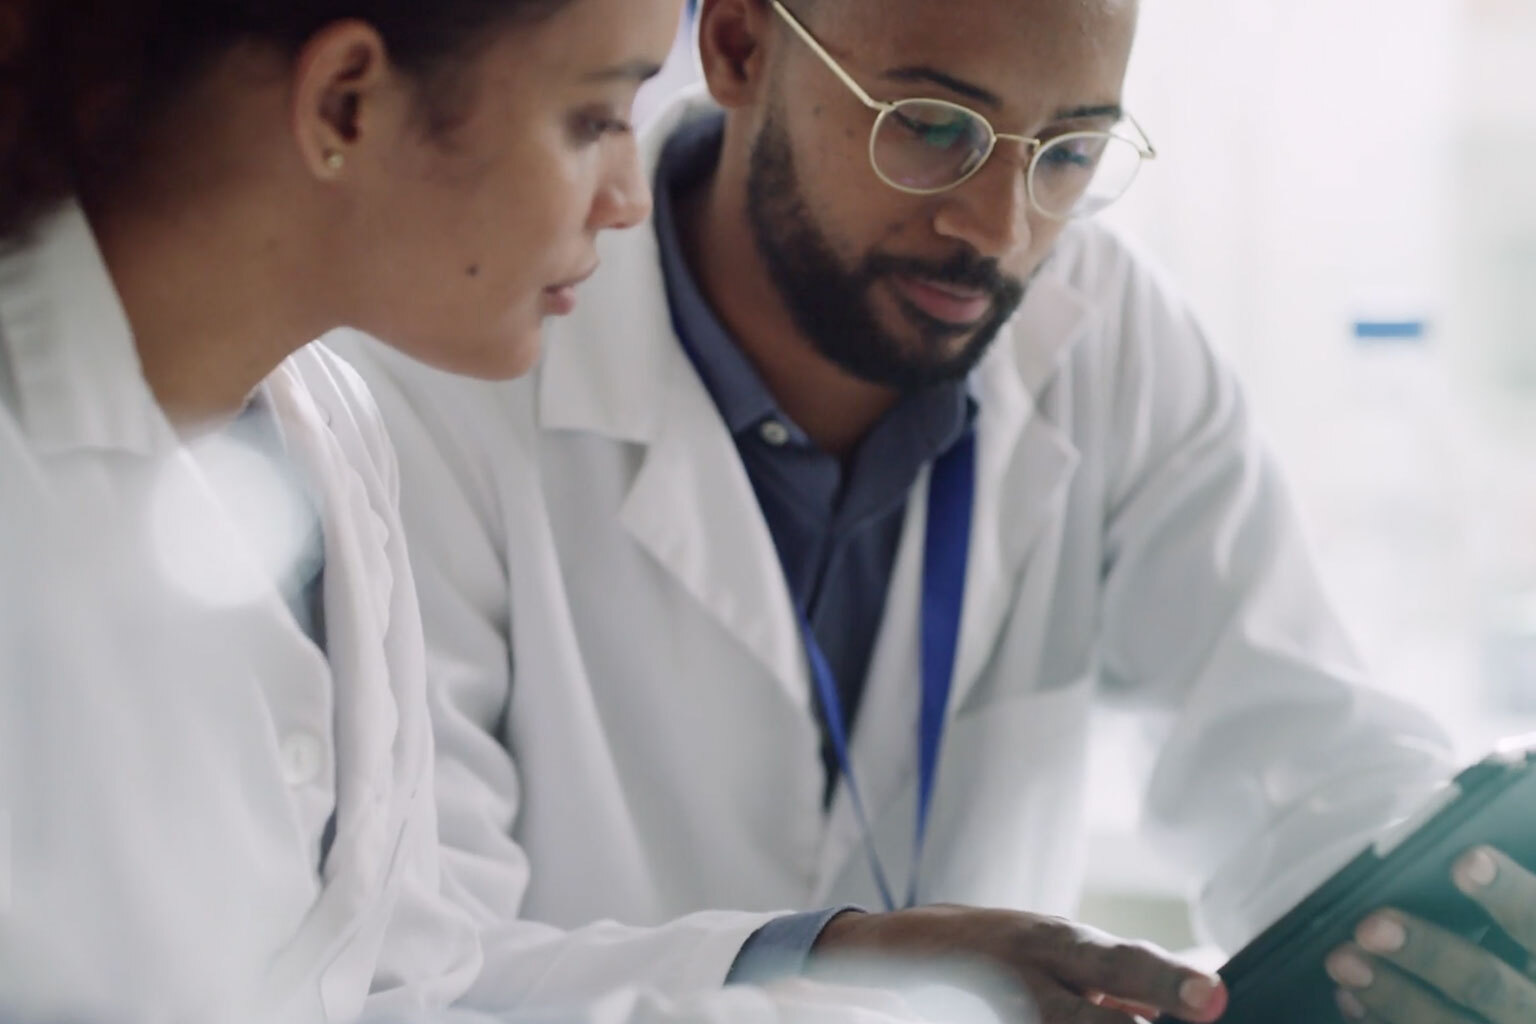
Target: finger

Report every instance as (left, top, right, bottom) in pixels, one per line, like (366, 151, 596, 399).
(1329, 938, 1505, 1024)
(1026, 919, 1226, 1022)
(1334, 988, 1397, 1024)
(1333, 957, 1479, 1024)
(1453, 847, 1536, 955)
(1089, 993, 1160, 1018)
(1026, 973, 1144, 1024)
(1335, 988, 1369, 1022)
(1352, 911, 1536, 1024)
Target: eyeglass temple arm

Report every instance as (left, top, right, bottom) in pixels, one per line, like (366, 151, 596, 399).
(770, 0, 893, 115)
(1127, 112, 1157, 159)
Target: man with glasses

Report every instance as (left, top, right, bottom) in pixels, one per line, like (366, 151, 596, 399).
(338, 0, 1455, 1019)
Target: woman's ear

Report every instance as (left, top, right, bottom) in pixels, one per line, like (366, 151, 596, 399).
(289, 19, 395, 180)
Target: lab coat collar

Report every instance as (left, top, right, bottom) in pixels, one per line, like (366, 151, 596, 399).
(0, 200, 178, 458)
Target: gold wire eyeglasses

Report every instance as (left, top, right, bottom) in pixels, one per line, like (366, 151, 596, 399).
(770, 0, 1157, 220)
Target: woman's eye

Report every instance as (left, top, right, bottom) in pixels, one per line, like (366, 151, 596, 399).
(570, 112, 633, 145)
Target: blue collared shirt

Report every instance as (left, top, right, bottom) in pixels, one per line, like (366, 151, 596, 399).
(653, 113, 973, 982)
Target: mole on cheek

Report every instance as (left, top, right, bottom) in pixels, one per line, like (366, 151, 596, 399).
(466, 265, 480, 278)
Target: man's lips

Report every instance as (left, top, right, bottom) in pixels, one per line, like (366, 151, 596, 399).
(891, 274, 993, 326)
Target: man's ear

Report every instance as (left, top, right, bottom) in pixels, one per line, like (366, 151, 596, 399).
(696, 0, 777, 109)
(289, 19, 396, 180)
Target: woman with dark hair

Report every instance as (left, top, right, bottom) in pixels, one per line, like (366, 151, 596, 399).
(0, 1, 737, 1021)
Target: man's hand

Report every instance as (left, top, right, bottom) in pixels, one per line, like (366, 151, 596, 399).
(807, 904, 1228, 1024)
(1327, 847, 1536, 1024)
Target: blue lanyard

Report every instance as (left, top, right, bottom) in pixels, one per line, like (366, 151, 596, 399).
(795, 431, 976, 911)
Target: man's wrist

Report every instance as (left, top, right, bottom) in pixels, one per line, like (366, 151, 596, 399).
(727, 906, 866, 985)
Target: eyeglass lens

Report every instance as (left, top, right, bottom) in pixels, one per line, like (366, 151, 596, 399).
(873, 99, 1143, 217)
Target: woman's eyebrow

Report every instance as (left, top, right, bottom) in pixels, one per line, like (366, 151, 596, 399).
(582, 59, 665, 84)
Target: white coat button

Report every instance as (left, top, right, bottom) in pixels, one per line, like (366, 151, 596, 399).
(759, 420, 791, 447)
(280, 732, 324, 786)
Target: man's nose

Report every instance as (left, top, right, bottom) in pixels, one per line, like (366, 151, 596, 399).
(930, 149, 1034, 260)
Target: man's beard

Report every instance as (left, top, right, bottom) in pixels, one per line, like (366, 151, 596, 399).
(745, 108, 1027, 392)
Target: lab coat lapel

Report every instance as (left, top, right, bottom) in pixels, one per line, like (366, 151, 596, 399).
(537, 142, 810, 712)
(949, 278, 1090, 714)
(617, 366, 810, 711)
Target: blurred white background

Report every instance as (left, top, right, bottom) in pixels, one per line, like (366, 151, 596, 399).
(637, 0, 1536, 946)
(1089, 0, 1536, 935)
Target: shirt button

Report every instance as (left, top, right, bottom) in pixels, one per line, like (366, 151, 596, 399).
(759, 420, 791, 447)
(280, 732, 324, 787)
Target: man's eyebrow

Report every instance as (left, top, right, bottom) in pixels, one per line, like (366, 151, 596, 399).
(879, 69, 1126, 126)
(881, 66, 1003, 109)
(1052, 103, 1124, 123)
(582, 59, 665, 83)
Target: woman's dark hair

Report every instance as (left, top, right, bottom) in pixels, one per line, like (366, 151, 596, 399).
(0, 0, 575, 239)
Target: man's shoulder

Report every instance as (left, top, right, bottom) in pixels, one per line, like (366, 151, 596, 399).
(980, 221, 1216, 424)
(1017, 220, 1204, 362)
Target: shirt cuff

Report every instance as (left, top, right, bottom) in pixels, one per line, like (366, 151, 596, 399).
(725, 906, 864, 986)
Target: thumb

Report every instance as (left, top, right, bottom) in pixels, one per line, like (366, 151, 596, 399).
(1045, 938, 1227, 1022)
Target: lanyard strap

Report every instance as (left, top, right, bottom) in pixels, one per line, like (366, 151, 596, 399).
(797, 430, 977, 911)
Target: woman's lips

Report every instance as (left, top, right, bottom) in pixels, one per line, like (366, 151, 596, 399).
(540, 284, 579, 316)
(891, 275, 993, 326)
(540, 263, 599, 317)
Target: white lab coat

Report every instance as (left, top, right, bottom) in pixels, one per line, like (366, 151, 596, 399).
(0, 203, 908, 1024)
(0, 200, 488, 1024)
(338, 89, 1457, 983)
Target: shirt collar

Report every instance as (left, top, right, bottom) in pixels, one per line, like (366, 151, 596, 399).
(0, 200, 177, 457)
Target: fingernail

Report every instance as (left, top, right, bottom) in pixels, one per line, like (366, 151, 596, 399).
(1336, 989, 1368, 1021)
(1327, 951, 1375, 989)
(1179, 974, 1222, 1012)
(1358, 915, 1406, 953)
(1457, 848, 1498, 891)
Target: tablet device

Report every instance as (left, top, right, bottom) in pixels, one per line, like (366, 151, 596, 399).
(1169, 737, 1536, 1024)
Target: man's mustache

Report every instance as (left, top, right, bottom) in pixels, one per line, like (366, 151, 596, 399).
(865, 249, 1024, 305)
